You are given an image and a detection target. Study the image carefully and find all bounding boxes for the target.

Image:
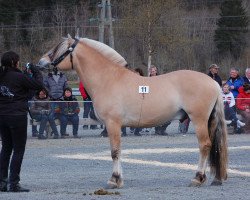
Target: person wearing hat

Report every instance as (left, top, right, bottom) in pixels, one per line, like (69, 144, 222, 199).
(55, 87, 80, 138)
(207, 64, 222, 86)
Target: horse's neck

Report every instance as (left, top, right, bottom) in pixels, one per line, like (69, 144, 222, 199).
(75, 43, 125, 98)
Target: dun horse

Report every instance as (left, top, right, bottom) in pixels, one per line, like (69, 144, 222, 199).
(38, 35, 228, 188)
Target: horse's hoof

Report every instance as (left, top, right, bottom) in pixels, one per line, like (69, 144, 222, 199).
(189, 179, 202, 187)
(107, 180, 118, 189)
(189, 172, 206, 187)
(107, 176, 124, 189)
(211, 179, 222, 186)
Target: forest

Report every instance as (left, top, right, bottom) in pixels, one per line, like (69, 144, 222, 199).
(0, 0, 249, 79)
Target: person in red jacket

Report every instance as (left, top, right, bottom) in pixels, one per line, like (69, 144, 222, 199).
(79, 82, 97, 129)
(236, 83, 250, 133)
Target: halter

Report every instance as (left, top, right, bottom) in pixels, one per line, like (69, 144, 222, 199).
(50, 38, 79, 70)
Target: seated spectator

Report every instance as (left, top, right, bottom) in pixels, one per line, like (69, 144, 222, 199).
(236, 83, 250, 133)
(222, 83, 245, 133)
(226, 67, 244, 98)
(56, 87, 80, 138)
(30, 88, 59, 139)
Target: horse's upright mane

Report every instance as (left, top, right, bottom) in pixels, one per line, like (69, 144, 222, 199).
(80, 38, 128, 67)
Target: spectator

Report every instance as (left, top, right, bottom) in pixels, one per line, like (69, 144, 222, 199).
(222, 83, 245, 133)
(226, 67, 244, 98)
(30, 88, 59, 139)
(43, 67, 68, 136)
(0, 51, 43, 192)
(236, 83, 250, 133)
(242, 68, 250, 84)
(44, 67, 68, 100)
(149, 65, 158, 76)
(207, 64, 222, 86)
(132, 67, 145, 136)
(24, 63, 39, 137)
(148, 65, 169, 136)
(56, 87, 80, 138)
(79, 82, 97, 130)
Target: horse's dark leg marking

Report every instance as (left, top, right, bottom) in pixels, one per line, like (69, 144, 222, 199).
(111, 149, 119, 160)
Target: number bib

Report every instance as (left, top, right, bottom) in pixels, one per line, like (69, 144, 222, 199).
(139, 86, 149, 94)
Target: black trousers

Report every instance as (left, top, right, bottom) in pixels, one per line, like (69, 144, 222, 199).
(0, 115, 27, 185)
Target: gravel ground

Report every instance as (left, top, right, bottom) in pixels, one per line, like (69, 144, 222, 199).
(0, 121, 250, 200)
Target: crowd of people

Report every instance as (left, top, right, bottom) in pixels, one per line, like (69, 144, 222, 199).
(210, 64, 250, 134)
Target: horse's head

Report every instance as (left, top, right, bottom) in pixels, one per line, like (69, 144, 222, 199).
(38, 34, 78, 71)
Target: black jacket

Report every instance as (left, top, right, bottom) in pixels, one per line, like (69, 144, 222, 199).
(0, 67, 44, 115)
(207, 72, 222, 87)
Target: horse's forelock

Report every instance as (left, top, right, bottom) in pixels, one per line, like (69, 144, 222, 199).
(80, 38, 127, 67)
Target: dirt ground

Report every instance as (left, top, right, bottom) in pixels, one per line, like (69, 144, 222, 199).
(0, 123, 249, 200)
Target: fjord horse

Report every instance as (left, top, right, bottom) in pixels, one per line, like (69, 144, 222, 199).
(38, 35, 228, 188)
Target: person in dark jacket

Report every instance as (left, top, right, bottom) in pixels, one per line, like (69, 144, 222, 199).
(207, 64, 222, 87)
(0, 51, 43, 192)
(43, 68, 68, 136)
(55, 87, 80, 138)
(30, 88, 59, 139)
(242, 68, 250, 84)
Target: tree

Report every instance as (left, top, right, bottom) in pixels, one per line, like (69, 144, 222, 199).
(214, 0, 249, 60)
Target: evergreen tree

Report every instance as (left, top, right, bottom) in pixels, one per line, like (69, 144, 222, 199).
(214, 0, 249, 60)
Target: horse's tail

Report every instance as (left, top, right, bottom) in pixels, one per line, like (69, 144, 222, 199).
(208, 93, 228, 181)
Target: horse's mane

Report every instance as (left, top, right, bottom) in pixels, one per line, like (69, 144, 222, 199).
(80, 38, 127, 67)
(49, 37, 128, 67)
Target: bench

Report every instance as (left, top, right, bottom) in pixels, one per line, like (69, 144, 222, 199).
(30, 118, 103, 137)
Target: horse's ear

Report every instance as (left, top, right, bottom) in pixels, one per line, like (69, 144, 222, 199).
(67, 34, 72, 39)
(75, 28, 80, 39)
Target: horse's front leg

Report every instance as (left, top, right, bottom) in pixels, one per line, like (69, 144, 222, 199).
(106, 121, 123, 189)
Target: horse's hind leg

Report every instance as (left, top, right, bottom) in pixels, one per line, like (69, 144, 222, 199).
(189, 122, 211, 187)
(106, 121, 124, 189)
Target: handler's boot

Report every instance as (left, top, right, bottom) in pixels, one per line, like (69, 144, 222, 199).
(0, 179, 7, 192)
(9, 183, 29, 192)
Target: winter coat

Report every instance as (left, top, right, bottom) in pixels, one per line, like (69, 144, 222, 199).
(79, 82, 90, 100)
(236, 86, 250, 111)
(222, 91, 235, 108)
(30, 96, 51, 115)
(55, 95, 80, 115)
(43, 72, 68, 100)
(226, 76, 244, 98)
(0, 67, 43, 115)
(207, 72, 222, 86)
